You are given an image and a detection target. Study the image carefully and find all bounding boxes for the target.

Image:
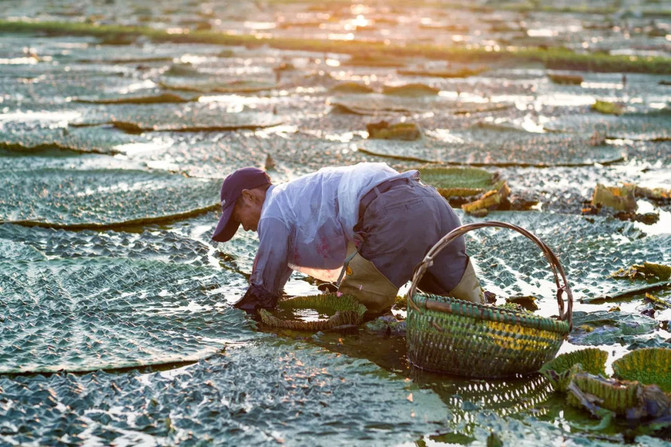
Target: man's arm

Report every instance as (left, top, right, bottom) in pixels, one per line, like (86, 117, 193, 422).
(234, 217, 293, 313)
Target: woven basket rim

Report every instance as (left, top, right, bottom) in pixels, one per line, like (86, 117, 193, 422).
(413, 292, 570, 334)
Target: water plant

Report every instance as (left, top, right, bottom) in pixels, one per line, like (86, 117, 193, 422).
(366, 121, 421, 140)
(591, 100, 624, 115)
(417, 166, 496, 199)
(4, 20, 669, 74)
(381, 83, 440, 97)
(612, 348, 671, 392)
(548, 73, 583, 85)
(539, 348, 608, 392)
(611, 262, 671, 282)
(258, 293, 366, 331)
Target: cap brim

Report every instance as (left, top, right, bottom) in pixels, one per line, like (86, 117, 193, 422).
(211, 204, 239, 242)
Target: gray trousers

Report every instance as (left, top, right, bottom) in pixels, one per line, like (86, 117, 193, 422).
(353, 179, 468, 294)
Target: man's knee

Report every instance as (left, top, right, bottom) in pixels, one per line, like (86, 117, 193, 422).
(337, 253, 398, 313)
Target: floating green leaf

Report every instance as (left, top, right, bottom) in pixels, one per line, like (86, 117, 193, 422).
(360, 130, 623, 167)
(613, 348, 671, 392)
(0, 167, 219, 228)
(74, 104, 282, 132)
(259, 294, 366, 331)
(0, 257, 240, 373)
(539, 348, 608, 392)
(418, 166, 496, 198)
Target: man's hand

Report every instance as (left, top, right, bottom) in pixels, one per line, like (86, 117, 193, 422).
(233, 284, 279, 314)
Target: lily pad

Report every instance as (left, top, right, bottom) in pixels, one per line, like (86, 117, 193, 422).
(460, 211, 670, 302)
(0, 167, 220, 228)
(74, 92, 196, 104)
(329, 82, 374, 94)
(569, 311, 658, 346)
(331, 94, 512, 115)
(418, 166, 496, 198)
(613, 348, 671, 392)
(544, 112, 671, 142)
(0, 257, 239, 373)
(0, 123, 149, 155)
(160, 78, 277, 94)
(259, 294, 366, 331)
(359, 130, 624, 167)
(539, 348, 608, 392)
(382, 83, 440, 97)
(74, 104, 283, 132)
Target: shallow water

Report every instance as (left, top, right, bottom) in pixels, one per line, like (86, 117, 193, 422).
(1, 0, 671, 445)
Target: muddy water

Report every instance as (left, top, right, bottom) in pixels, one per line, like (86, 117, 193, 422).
(1, 0, 671, 445)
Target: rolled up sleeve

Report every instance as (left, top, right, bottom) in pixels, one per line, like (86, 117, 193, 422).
(250, 217, 293, 295)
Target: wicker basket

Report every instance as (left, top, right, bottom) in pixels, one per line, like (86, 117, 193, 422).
(407, 221, 573, 378)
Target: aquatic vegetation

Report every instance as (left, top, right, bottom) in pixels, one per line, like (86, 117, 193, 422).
(366, 121, 421, 140)
(397, 66, 488, 78)
(359, 130, 624, 167)
(381, 83, 440, 97)
(462, 181, 511, 216)
(591, 183, 638, 212)
(160, 79, 276, 94)
(539, 348, 608, 392)
(0, 167, 219, 228)
(0, 257, 238, 373)
(3, 20, 671, 74)
(567, 373, 650, 417)
(73, 105, 282, 133)
(329, 82, 374, 94)
(612, 262, 671, 282)
(74, 92, 194, 104)
(417, 166, 496, 198)
(504, 295, 539, 311)
(548, 72, 584, 85)
(592, 100, 625, 115)
(259, 294, 366, 331)
(1, 0, 670, 443)
(569, 311, 658, 346)
(613, 348, 671, 392)
(0, 125, 147, 155)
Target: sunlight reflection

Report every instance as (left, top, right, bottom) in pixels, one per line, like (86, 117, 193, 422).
(328, 33, 355, 41)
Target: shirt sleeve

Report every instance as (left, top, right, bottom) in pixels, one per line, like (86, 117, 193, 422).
(250, 217, 293, 295)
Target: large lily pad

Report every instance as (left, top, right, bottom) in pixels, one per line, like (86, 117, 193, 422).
(544, 112, 671, 142)
(359, 130, 625, 167)
(0, 167, 220, 228)
(418, 166, 497, 198)
(0, 123, 149, 155)
(74, 103, 282, 132)
(460, 211, 670, 302)
(0, 257, 243, 373)
(160, 78, 277, 94)
(612, 348, 671, 392)
(330, 94, 512, 115)
(569, 311, 658, 346)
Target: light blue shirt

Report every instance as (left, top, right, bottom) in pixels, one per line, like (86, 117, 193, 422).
(250, 163, 417, 294)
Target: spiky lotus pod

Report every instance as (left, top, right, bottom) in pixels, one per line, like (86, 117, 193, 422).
(259, 294, 366, 331)
(613, 348, 671, 392)
(566, 372, 640, 415)
(539, 348, 608, 392)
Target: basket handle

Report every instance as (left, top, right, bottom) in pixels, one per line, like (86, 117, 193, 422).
(407, 221, 573, 328)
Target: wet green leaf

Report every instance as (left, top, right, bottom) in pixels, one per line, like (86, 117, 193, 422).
(0, 257, 243, 373)
(0, 167, 219, 227)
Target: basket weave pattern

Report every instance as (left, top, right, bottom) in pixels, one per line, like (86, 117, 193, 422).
(408, 293, 569, 377)
(407, 221, 573, 378)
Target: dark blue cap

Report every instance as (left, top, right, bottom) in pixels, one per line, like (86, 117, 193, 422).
(212, 167, 271, 242)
